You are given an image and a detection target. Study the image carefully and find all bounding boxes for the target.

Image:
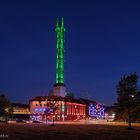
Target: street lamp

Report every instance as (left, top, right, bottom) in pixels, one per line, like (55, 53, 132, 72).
(128, 94, 135, 130)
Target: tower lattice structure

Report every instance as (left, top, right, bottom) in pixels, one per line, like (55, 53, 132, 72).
(55, 18, 65, 85)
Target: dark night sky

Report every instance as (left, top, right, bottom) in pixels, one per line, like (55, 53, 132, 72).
(0, 0, 140, 105)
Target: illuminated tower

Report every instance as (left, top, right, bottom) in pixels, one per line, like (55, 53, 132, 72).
(52, 18, 66, 97)
(55, 17, 65, 85)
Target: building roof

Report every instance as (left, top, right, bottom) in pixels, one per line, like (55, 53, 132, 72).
(12, 103, 29, 108)
(78, 98, 97, 104)
(29, 96, 86, 105)
(79, 98, 108, 107)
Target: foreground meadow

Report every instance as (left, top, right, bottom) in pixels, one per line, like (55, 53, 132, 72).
(0, 123, 140, 140)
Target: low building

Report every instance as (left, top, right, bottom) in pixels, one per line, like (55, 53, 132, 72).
(29, 96, 86, 121)
(79, 98, 106, 119)
(12, 103, 30, 115)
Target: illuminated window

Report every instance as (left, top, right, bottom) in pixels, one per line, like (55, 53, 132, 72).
(35, 108, 38, 112)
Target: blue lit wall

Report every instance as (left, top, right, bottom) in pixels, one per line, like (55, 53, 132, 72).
(89, 103, 105, 119)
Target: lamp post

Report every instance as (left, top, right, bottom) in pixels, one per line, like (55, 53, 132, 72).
(128, 94, 134, 130)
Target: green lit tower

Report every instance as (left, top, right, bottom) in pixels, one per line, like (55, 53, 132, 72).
(52, 18, 66, 97)
(55, 17, 65, 85)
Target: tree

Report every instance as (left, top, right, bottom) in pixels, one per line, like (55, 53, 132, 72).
(134, 90, 140, 120)
(115, 72, 140, 129)
(45, 97, 59, 126)
(0, 94, 13, 119)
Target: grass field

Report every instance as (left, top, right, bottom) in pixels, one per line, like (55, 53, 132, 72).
(0, 123, 140, 140)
